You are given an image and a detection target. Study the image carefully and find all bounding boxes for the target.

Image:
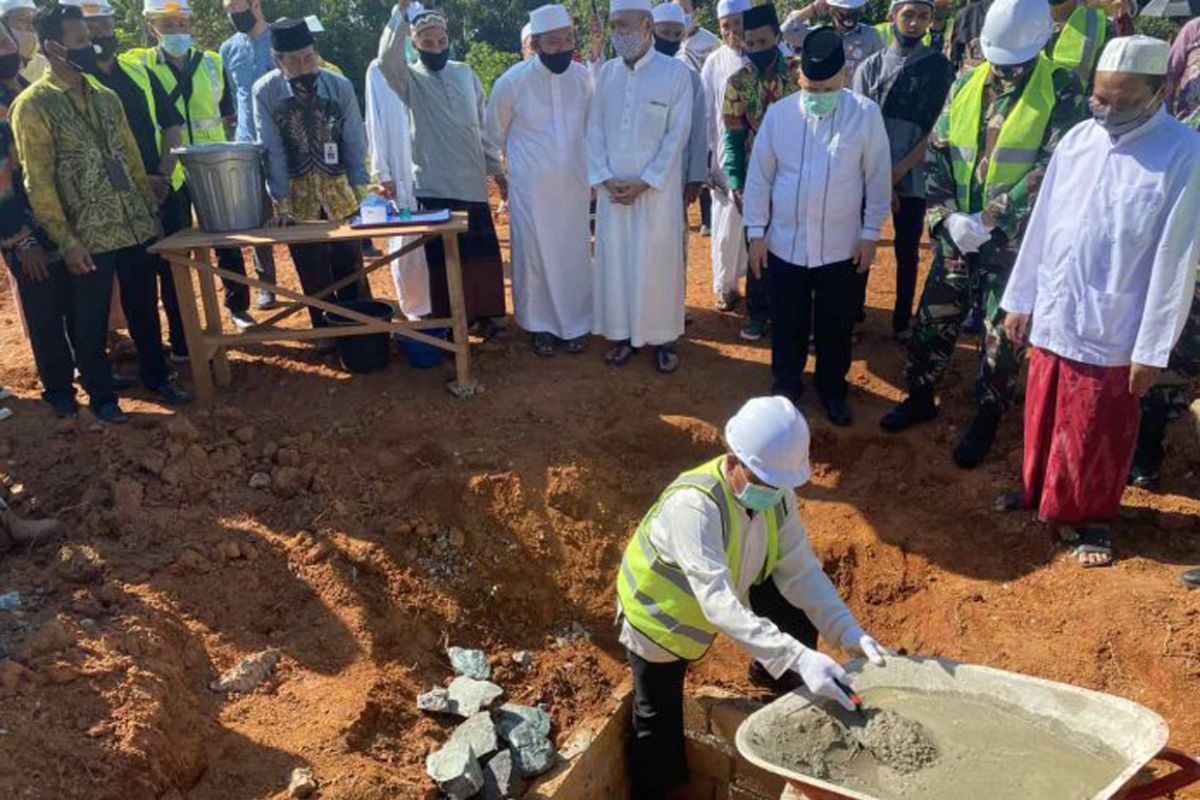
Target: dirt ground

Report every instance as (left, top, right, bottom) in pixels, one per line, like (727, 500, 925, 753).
(0, 199, 1197, 800)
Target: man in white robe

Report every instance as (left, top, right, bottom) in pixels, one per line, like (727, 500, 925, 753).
(702, 0, 750, 314)
(364, 56, 430, 320)
(487, 4, 593, 356)
(589, 0, 693, 374)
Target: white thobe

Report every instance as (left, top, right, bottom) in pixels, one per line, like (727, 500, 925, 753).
(486, 58, 593, 340)
(617, 462, 863, 677)
(1002, 111, 1200, 369)
(588, 49, 694, 348)
(701, 45, 749, 297)
(364, 60, 430, 319)
(681, 27, 721, 74)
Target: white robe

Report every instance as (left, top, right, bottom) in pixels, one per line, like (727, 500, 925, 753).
(701, 45, 749, 297)
(364, 60, 430, 319)
(588, 49, 694, 348)
(486, 58, 593, 340)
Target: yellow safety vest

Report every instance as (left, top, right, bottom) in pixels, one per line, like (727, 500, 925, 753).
(106, 59, 186, 190)
(1051, 6, 1107, 88)
(122, 47, 226, 147)
(875, 18, 954, 51)
(947, 55, 1059, 212)
(616, 456, 785, 661)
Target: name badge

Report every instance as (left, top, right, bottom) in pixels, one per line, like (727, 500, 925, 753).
(104, 157, 131, 191)
(324, 143, 339, 166)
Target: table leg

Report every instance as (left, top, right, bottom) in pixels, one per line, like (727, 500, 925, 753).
(169, 250, 214, 408)
(197, 247, 232, 387)
(442, 231, 477, 397)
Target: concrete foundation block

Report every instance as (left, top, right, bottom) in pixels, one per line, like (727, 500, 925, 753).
(685, 733, 734, 783)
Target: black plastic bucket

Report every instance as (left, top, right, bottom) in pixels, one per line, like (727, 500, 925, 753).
(324, 300, 394, 374)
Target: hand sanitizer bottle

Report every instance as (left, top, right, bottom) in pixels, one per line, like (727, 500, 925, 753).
(361, 191, 388, 225)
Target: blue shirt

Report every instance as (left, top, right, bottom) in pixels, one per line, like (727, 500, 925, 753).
(219, 30, 274, 143)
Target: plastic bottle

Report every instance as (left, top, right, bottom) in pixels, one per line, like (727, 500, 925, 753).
(361, 191, 389, 224)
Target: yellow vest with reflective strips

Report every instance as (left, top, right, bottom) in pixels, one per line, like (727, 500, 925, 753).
(617, 456, 785, 661)
(1051, 6, 1107, 88)
(947, 55, 1059, 212)
(121, 47, 226, 147)
(874, 18, 954, 51)
(92, 59, 186, 190)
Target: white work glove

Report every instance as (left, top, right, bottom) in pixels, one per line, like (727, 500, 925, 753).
(944, 212, 991, 254)
(843, 630, 890, 666)
(793, 648, 855, 711)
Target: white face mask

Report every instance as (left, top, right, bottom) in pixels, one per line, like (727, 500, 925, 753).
(613, 29, 646, 60)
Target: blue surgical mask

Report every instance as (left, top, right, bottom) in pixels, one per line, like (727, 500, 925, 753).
(735, 482, 784, 512)
(160, 33, 193, 58)
(801, 89, 840, 119)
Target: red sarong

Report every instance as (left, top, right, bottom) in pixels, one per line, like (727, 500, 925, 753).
(1021, 348, 1140, 525)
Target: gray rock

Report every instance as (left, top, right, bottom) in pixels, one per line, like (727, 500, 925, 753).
(447, 645, 491, 680)
(447, 675, 503, 717)
(506, 719, 549, 750)
(210, 649, 281, 694)
(510, 735, 557, 778)
(511, 650, 533, 668)
(286, 766, 317, 798)
(481, 750, 526, 800)
(495, 703, 551, 744)
(426, 738, 484, 800)
(450, 712, 498, 759)
(248, 472, 271, 490)
(417, 687, 452, 714)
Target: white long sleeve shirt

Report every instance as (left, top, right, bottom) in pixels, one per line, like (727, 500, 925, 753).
(1002, 111, 1200, 369)
(618, 464, 863, 678)
(743, 89, 892, 268)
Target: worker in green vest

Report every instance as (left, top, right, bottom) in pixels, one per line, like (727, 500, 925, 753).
(123, 0, 260, 341)
(875, 0, 956, 56)
(617, 396, 888, 800)
(881, 0, 1088, 468)
(1046, 0, 1110, 93)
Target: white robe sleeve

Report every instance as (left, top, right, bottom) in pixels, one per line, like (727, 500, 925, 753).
(1132, 151, 1200, 368)
(860, 100, 893, 243)
(1002, 151, 1060, 316)
(474, 70, 504, 178)
(364, 69, 390, 185)
(587, 65, 613, 188)
(742, 106, 777, 240)
(685, 71, 709, 186)
(639, 69, 693, 191)
(485, 68, 517, 164)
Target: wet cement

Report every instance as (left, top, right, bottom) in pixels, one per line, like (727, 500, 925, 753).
(745, 687, 1128, 799)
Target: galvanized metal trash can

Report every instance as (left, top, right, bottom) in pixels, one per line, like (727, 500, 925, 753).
(172, 143, 267, 232)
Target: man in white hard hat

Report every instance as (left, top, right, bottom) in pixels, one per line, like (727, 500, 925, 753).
(998, 36, 1200, 569)
(617, 395, 888, 800)
(702, 0, 750, 318)
(881, 0, 1088, 469)
(0, 0, 48, 82)
(486, 5, 593, 357)
(784, 0, 885, 77)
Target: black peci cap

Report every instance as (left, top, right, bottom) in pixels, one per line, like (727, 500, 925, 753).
(800, 26, 845, 81)
(270, 17, 315, 52)
(742, 3, 780, 32)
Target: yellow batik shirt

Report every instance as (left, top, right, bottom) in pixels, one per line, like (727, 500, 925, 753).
(10, 72, 159, 255)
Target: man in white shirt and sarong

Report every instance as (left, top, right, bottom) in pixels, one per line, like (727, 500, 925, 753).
(999, 36, 1200, 569)
(487, 4, 592, 357)
(588, 0, 693, 374)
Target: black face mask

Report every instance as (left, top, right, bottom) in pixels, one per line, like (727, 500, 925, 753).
(65, 44, 99, 74)
(538, 49, 574, 74)
(229, 9, 257, 34)
(0, 52, 20, 81)
(892, 24, 923, 49)
(92, 35, 119, 63)
(418, 48, 450, 72)
(747, 47, 777, 73)
(831, 9, 861, 30)
(288, 72, 318, 94)
(654, 37, 681, 57)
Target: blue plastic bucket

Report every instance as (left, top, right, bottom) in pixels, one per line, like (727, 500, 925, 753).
(395, 329, 447, 369)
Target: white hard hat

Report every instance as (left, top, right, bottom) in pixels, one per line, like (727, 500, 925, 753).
(143, 0, 191, 16)
(58, 0, 115, 18)
(980, 0, 1053, 66)
(724, 397, 812, 490)
(1097, 35, 1170, 76)
(0, 0, 36, 14)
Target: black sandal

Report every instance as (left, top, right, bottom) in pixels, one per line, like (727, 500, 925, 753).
(993, 490, 1024, 513)
(1069, 526, 1114, 569)
(532, 333, 557, 357)
(565, 335, 588, 355)
(654, 346, 679, 374)
(605, 342, 637, 367)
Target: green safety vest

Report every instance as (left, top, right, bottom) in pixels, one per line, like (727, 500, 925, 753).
(1051, 6, 1107, 87)
(107, 59, 186, 190)
(874, 18, 954, 51)
(948, 55, 1059, 212)
(122, 47, 226, 147)
(616, 456, 785, 661)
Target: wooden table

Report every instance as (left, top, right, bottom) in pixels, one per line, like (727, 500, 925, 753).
(148, 214, 476, 408)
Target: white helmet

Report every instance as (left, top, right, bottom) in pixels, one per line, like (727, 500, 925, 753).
(143, 0, 190, 16)
(58, 0, 115, 18)
(980, 0, 1054, 66)
(724, 397, 812, 489)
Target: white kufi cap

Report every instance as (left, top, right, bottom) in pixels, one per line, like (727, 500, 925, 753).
(979, 0, 1053, 66)
(611, 0, 653, 13)
(717, 0, 751, 17)
(725, 397, 812, 490)
(828, 0, 868, 9)
(0, 0, 36, 12)
(530, 4, 571, 35)
(1097, 35, 1170, 75)
(653, 2, 688, 25)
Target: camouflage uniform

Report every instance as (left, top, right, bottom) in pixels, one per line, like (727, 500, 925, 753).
(905, 64, 1088, 410)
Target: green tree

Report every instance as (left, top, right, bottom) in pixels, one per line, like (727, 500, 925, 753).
(465, 41, 521, 95)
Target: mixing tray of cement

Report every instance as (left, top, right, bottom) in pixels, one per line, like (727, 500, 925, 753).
(735, 657, 1200, 800)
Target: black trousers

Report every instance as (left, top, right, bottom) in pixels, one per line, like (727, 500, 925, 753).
(768, 254, 857, 402)
(891, 196, 927, 334)
(628, 577, 819, 800)
(97, 244, 171, 393)
(698, 187, 712, 229)
(286, 238, 369, 327)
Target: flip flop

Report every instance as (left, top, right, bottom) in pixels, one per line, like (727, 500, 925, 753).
(654, 346, 679, 374)
(605, 343, 637, 367)
(1070, 526, 1113, 569)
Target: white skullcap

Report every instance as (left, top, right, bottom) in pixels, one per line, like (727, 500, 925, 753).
(0, 0, 35, 13)
(530, 4, 571, 34)
(610, 0, 653, 13)
(1097, 35, 1170, 76)
(828, 0, 868, 8)
(653, 3, 688, 25)
(717, 0, 751, 18)
(522, 22, 533, 42)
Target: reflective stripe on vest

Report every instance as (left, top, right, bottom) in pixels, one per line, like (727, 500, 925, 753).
(947, 55, 1058, 211)
(616, 456, 785, 661)
(124, 48, 226, 146)
(116, 60, 186, 190)
(875, 19, 953, 50)
(1052, 7, 1106, 86)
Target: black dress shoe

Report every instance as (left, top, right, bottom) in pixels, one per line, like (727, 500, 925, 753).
(46, 396, 79, 419)
(93, 402, 129, 425)
(953, 404, 1003, 469)
(111, 374, 139, 392)
(881, 390, 937, 432)
(1127, 463, 1161, 490)
(824, 395, 853, 427)
(152, 383, 194, 407)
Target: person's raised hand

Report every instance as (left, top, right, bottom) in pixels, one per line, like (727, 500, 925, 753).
(64, 245, 95, 276)
(748, 237, 768, 279)
(590, 13, 605, 61)
(793, 648, 854, 711)
(1004, 312, 1031, 347)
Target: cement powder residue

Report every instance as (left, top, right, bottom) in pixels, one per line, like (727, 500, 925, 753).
(857, 710, 939, 773)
